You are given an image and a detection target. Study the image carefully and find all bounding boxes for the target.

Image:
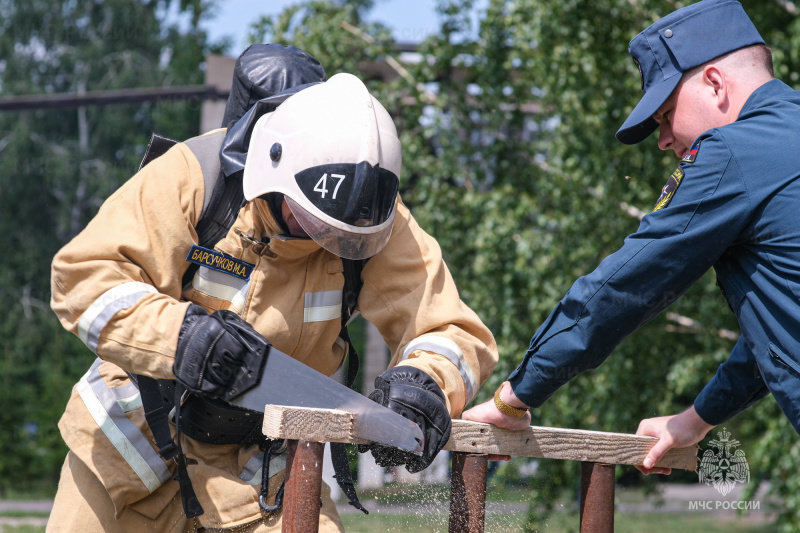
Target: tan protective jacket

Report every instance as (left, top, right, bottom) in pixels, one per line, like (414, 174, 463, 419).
(50, 130, 498, 528)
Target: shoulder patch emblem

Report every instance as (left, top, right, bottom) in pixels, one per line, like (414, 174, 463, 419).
(653, 166, 685, 212)
(653, 140, 700, 212)
(186, 245, 254, 280)
(681, 140, 701, 163)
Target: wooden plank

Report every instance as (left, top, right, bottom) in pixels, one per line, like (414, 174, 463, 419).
(445, 420, 698, 471)
(262, 405, 366, 444)
(262, 405, 698, 471)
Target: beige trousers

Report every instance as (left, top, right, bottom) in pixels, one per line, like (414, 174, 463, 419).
(47, 452, 345, 533)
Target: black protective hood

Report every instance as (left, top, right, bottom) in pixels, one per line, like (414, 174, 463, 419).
(220, 81, 321, 180)
(218, 46, 325, 235)
(220, 44, 326, 130)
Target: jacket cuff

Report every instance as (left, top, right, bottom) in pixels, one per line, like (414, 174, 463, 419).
(397, 352, 466, 417)
(507, 362, 559, 409)
(693, 381, 738, 426)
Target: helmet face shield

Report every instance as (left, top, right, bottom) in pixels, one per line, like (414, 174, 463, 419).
(294, 162, 399, 228)
(285, 196, 394, 260)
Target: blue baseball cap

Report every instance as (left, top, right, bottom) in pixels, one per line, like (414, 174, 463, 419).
(616, 0, 764, 145)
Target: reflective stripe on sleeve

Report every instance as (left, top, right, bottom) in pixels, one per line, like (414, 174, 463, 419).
(334, 337, 347, 353)
(76, 359, 171, 493)
(239, 452, 287, 486)
(402, 336, 478, 403)
(191, 266, 250, 315)
(115, 393, 143, 413)
(77, 282, 158, 353)
(303, 290, 342, 323)
(95, 377, 143, 412)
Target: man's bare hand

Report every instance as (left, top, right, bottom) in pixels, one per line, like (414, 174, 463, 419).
(462, 382, 531, 430)
(461, 383, 531, 460)
(462, 398, 532, 430)
(635, 405, 714, 475)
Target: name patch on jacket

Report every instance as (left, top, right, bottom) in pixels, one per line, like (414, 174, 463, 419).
(653, 141, 701, 211)
(186, 245, 254, 280)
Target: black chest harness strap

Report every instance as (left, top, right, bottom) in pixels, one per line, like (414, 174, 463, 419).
(329, 259, 369, 514)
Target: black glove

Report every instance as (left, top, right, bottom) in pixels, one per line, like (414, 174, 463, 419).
(174, 305, 271, 402)
(358, 366, 452, 473)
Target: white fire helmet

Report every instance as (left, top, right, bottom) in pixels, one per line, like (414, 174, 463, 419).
(243, 73, 402, 260)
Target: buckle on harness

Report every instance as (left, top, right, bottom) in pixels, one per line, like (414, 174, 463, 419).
(157, 441, 179, 461)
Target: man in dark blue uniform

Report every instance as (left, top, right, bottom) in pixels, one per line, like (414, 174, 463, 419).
(464, 0, 800, 474)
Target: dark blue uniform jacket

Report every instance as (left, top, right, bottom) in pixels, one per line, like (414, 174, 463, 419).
(509, 79, 800, 432)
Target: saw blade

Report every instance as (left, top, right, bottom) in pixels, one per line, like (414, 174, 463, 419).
(229, 346, 424, 455)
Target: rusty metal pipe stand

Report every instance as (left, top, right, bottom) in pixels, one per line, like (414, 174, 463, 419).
(579, 462, 615, 533)
(281, 440, 325, 533)
(449, 452, 488, 533)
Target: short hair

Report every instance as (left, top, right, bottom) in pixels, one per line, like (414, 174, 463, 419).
(684, 44, 774, 81)
(754, 44, 775, 77)
(719, 44, 774, 77)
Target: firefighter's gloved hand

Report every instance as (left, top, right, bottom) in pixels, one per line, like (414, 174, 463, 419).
(174, 305, 271, 402)
(358, 366, 452, 473)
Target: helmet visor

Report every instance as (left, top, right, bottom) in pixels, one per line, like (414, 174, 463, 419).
(293, 162, 399, 227)
(286, 196, 394, 260)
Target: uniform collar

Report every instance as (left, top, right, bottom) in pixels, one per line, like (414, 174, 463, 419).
(738, 78, 791, 119)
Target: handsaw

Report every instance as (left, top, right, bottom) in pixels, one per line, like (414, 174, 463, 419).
(228, 346, 424, 455)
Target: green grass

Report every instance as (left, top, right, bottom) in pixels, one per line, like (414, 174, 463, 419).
(612, 513, 775, 533)
(0, 481, 777, 533)
(341, 510, 776, 533)
(341, 483, 777, 533)
(0, 510, 775, 533)
(341, 509, 522, 533)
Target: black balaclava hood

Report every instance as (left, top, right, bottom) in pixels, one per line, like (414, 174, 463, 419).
(218, 44, 326, 236)
(220, 44, 326, 130)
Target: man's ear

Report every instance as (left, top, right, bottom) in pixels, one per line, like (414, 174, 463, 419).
(703, 65, 728, 109)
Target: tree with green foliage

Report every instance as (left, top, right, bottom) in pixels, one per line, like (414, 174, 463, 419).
(0, 0, 221, 496)
(255, 0, 800, 530)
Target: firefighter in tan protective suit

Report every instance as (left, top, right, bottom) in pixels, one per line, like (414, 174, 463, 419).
(47, 60, 498, 531)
